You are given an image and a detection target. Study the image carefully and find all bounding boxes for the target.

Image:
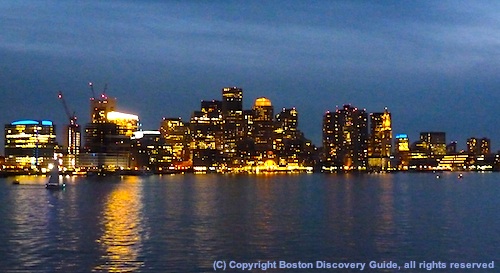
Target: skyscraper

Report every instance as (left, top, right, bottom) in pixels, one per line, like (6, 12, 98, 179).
(221, 87, 244, 166)
(252, 97, 275, 154)
(221, 87, 243, 114)
(368, 108, 392, 170)
(160, 117, 190, 164)
(369, 108, 392, 157)
(81, 94, 139, 170)
(322, 104, 368, 171)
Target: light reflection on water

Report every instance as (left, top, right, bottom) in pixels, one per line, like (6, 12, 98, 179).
(93, 176, 146, 272)
(0, 173, 499, 272)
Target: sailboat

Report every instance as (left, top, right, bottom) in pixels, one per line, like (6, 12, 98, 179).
(45, 164, 65, 190)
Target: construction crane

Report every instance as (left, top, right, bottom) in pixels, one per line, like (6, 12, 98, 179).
(89, 82, 109, 99)
(58, 91, 80, 157)
(58, 91, 77, 126)
(88, 82, 96, 100)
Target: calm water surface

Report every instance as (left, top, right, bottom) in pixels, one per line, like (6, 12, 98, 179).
(0, 173, 498, 272)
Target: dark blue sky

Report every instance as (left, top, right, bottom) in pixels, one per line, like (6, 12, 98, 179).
(1, 1, 500, 150)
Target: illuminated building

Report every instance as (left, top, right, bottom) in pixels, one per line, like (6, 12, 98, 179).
(467, 137, 490, 155)
(201, 100, 222, 116)
(252, 97, 275, 154)
(4, 120, 56, 171)
(322, 105, 368, 171)
(91, 95, 116, 123)
(106, 111, 139, 137)
(368, 108, 392, 171)
(276, 108, 298, 133)
(467, 138, 477, 154)
(84, 123, 120, 153)
(82, 94, 139, 171)
(160, 118, 190, 165)
(130, 130, 170, 171)
(222, 87, 243, 113)
(64, 123, 80, 155)
(406, 132, 445, 170)
(62, 123, 81, 171)
(419, 132, 446, 157)
(221, 87, 244, 166)
(273, 107, 315, 168)
(394, 134, 410, 170)
(189, 100, 224, 171)
(481, 138, 491, 155)
(274, 108, 298, 157)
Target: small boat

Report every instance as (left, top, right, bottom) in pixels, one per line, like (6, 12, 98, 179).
(12, 179, 20, 185)
(45, 166, 65, 190)
(458, 173, 463, 179)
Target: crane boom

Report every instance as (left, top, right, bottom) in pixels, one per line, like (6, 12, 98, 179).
(58, 91, 77, 125)
(88, 82, 96, 99)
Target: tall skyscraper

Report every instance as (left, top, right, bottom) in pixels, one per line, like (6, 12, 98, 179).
(322, 104, 368, 171)
(189, 100, 224, 171)
(252, 97, 275, 154)
(221, 87, 244, 165)
(221, 87, 243, 114)
(369, 108, 392, 157)
(160, 117, 190, 164)
(4, 120, 57, 171)
(368, 108, 392, 170)
(81, 94, 138, 170)
(63, 122, 80, 171)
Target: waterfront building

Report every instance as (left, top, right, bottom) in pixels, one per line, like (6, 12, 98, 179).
(252, 97, 275, 155)
(446, 141, 457, 154)
(395, 134, 410, 170)
(106, 111, 139, 137)
(322, 104, 368, 171)
(82, 94, 138, 171)
(189, 100, 224, 171)
(4, 120, 57, 171)
(160, 118, 191, 166)
(419, 132, 446, 157)
(130, 130, 171, 171)
(467, 137, 490, 155)
(62, 122, 81, 171)
(368, 108, 392, 171)
(274, 108, 315, 169)
(221, 87, 244, 166)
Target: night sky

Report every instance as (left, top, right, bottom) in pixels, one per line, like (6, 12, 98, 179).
(1, 1, 500, 151)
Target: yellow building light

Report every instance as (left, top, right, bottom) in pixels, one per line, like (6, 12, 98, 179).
(107, 111, 139, 121)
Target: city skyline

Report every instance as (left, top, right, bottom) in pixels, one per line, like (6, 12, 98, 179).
(2, 1, 500, 151)
(2, 86, 494, 154)
(3, 85, 496, 174)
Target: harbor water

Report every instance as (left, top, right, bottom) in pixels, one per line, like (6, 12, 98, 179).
(0, 172, 498, 272)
